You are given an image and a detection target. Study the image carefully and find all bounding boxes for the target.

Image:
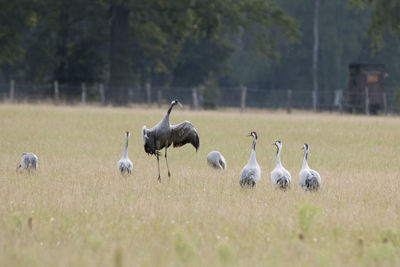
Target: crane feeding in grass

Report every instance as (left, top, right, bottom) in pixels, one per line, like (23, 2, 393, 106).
(117, 131, 133, 174)
(270, 140, 291, 190)
(239, 131, 261, 188)
(207, 151, 226, 170)
(142, 99, 200, 182)
(16, 152, 38, 173)
(299, 143, 321, 191)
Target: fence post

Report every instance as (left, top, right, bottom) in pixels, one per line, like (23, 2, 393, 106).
(312, 90, 317, 112)
(146, 82, 151, 107)
(192, 87, 199, 111)
(54, 80, 59, 104)
(157, 89, 162, 108)
(365, 87, 370, 115)
(81, 82, 86, 104)
(286, 89, 292, 114)
(382, 92, 387, 115)
(9, 80, 15, 103)
(99, 83, 105, 106)
(240, 85, 247, 112)
(338, 89, 343, 114)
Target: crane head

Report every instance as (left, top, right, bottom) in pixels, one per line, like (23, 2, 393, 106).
(171, 99, 182, 107)
(273, 140, 282, 147)
(248, 131, 258, 140)
(126, 131, 130, 137)
(302, 143, 309, 151)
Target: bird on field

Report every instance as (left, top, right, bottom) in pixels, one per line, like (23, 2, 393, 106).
(299, 143, 321, 191)
(207, 151, 227, 170)
(117, 131, 133, 174)
(142, 99, 200, 182)
(16, 152, 38, 173)
(240, 131, 261, 188)
(271, 140, 291, 190)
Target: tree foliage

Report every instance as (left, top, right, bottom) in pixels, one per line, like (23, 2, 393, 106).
(350, 0, 400, 50)
(1, 0, 400, 105)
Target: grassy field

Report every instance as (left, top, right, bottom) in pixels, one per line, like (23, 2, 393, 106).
(0, 104, 399, 267)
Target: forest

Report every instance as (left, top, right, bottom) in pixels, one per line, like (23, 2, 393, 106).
(0, 0, 399, 106)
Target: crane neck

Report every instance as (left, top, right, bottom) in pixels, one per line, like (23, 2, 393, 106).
(275, 146, 282, 167)
(123, 135, 129, 158)
(302, 150, 309, 169)
(163, 103, 177, 125)
(250, 138, 257, 163)
(167, 102, 176, 115)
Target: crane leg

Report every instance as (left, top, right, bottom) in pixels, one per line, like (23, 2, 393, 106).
(165, 147, 171, 177)
(157, 154, 161, 182)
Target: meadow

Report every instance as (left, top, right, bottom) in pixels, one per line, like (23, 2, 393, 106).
(0, 104, 399, 267)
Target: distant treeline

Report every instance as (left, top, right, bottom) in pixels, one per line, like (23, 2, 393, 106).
(0, 0, 399, 104)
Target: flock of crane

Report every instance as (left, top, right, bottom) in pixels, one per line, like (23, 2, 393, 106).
(16, 99, 321, 191)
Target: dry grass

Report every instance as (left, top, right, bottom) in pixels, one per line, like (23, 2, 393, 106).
(0, 104, 400, 267)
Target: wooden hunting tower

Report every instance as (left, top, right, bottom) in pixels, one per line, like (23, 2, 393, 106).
(348, 64, 385, 114)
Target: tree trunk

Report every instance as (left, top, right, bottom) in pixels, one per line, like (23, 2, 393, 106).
(312, 0, 320, 112)
(109, 4, 132, 105)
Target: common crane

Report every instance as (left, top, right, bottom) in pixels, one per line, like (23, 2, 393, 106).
(299, 143, 321, 191)
(142, 100, 200, 182)
(270, 140, 291, 190)
(207, 151, 226, 170)
(239, 131, 261, 188)
(16, 153, 38, 173)
(117, 131, 133, 174)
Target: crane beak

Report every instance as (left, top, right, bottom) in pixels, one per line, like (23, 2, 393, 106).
(177, 102, 183, 107)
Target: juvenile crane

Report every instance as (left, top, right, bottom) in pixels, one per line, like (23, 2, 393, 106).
(299, 143, 321, 191)
(16, 152, 38, 173)
(271, 140, 291, 190)
(142, 100, 200, 182)
(240, 131, 261, 188)
(117, 131, 133, 174)
(207, 151, 227, 170)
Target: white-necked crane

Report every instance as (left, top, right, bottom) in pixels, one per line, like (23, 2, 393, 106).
(16, 152, 38, 173)
(270, 140, 291, 190)
(207, 151, 227, 170)
(117, 131, 133, 174)
(142, 100, 199, 182)
(299, 143, 321, 191)
(239, 131, 261, 188)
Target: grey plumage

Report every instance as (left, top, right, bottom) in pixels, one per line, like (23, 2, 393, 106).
(207, 151, 226, 170)
(305, 176, 320, 191)
(142, 100, 200, 182)
(299, 143, 321, 191)
(270, 141, 291, 191)
(117, 131, 133, 174)
(16, 152, 38, 172)
(239, 131, 261, 188)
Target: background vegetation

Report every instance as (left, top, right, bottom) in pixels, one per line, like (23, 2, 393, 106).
(1, 0, 400, 105)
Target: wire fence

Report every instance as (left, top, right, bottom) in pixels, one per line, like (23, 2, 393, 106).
(0, 81, 398, 114)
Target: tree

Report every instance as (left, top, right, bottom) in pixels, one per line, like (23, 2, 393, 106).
(349, 0, 400, 50)
(0, 0, 37, 79)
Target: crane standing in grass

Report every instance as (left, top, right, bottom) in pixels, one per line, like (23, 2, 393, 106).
(16, 153, 38, 173)
(240, 131, 261, 188)
(142, 100, 200, 182)
(271, 140, 291, 190)
(299, 143, 321, 191)
(117, 131, 133, 174)
(207, 151, 226, 170)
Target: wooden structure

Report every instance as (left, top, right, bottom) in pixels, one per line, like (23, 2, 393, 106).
(348, 64, 385, 114)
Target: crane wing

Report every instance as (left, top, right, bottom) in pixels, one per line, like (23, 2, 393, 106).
(170, 121, 199, 150)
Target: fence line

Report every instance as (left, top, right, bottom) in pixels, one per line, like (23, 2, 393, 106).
(0, 81, 398, 114)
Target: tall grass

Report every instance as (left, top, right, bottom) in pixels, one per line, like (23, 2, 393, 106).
(0, 104, 399, 266)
